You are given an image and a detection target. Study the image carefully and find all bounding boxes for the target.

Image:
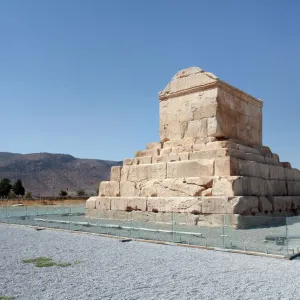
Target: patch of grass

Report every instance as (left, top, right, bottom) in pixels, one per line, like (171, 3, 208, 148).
(36, 261, 57, 268)
(0, 296, 15, 300)
(22, 257, 74, 268)
(74, 260, 81, 264)
(56, 263, 72, 267)
(23, 257, 52, 264)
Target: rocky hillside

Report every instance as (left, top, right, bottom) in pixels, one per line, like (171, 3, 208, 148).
(0, 152, 122, 197)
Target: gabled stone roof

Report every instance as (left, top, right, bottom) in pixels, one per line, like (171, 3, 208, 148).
(158, 66, 263, 107)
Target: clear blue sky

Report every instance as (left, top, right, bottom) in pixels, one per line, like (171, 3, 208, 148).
(1, 0, 300, 167)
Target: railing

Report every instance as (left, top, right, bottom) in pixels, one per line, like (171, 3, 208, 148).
(1, 203, 299, 257)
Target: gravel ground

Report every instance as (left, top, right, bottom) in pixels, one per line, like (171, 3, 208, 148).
(0, 224, 300, 300)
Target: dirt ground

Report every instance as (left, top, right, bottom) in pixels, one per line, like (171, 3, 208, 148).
(0, 199, 86, 206)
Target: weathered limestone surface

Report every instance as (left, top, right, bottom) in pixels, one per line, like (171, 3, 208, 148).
(87, 66, 300, 228)
(159, 67, 262, 146)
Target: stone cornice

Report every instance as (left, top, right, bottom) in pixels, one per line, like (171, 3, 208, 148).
(218, 80, 263, 108)
(158, 80, 263, 108)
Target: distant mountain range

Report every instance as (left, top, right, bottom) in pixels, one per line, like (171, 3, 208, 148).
(0, 152, 122, 197)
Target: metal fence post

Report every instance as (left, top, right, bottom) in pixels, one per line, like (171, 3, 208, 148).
(222, 216, 225, 248)
(7, 205, 10, 224)
(130, 211, 133, 238)
(222, 215, 228, 249)
(46, 206, 48, 228)
(172, 211, 175, 243)
(285, 215, 289, 256)
(69, 206, 71, 231)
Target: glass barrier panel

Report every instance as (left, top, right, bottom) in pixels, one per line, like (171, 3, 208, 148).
(225, 215, 288, 255)
(172, 213, 205, 246)
(129, 211, 174, 242)
(0, 204, 8, 223)
(286, 215, 300, 256)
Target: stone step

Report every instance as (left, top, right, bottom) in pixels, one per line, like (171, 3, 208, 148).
(121, 155, 298, 183)
(86, 195, 300, 215)
(85, 207, 297, 229)
(120, 160, 216, 183)
(215, 157, 300, 181)
(120, 177, 213, 197)
(100, 173, 300, 198)
(212, 176, 300, 197)
(126, 146, 281, 166)
(160, 139, 279, 158)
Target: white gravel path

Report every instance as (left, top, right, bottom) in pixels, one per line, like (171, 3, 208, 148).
(0, 224, 299, 300)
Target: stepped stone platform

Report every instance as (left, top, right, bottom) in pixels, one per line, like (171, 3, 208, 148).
(86, 67, 300, 228)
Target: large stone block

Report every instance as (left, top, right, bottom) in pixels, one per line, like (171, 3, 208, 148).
(293, 197, 300, 209)
(237, 160, 269, 178)
(110, 166, 122, 181)
(86, 197, 97, 209)
(121, 163, 167, 182)
(284, 168, 294, 181)
(217, 88, 262, 146)
(147, 197, 202, 213)
(95, 197, 111, 210)
(120, 181, 140, 197)
(171, 145, 193, 154)
(135, 148, 160, 157)
(211, 176, 286, 197)
(146, 142, 162, 150)
(193, 143, 206, 152)
(123, 158, 133, 166)
(202, 196, 258, 214)
(270, 180, 287, 196)
(214, 157, 237, 176)
(186, 118, 207, 138)
(269, 165, 285, 181)
(99, 181, 120, 197)
(287, 182, 300, 196)
(237, 144, 261, 155)
(159, 120, 188, 141)
(167, 160, 214, 178)
(258, 197, 272, 214)
(192, 96, 218, 120)
(168, 153, 179, 162)
(111, 197, 147, 211)
(160, 148, 172, 156)
(293, 169, 300, 181)
(190, 149, 228, 160)
(133, 156, 152, 165)
(178, 153, 189, 161)
(163, 141, 183, 148)
(265, 156, 280, 165)
(231, 196, 259, 214)
(207, 116, 223, 137)
(139, 177, 212, 197)
(205, 141, 237, 150)
(244, 152, 265, 164)
(212, 176, 243, 196)
(268, 196, 293, 212)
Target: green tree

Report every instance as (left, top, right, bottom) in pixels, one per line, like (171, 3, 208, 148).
(59, 190, 68, 197)
(0, 178, 12, 197)
(8, 190, 16, 199)
(12, 179, 25, 197)
(25, 192, 32, 199)
(77, 189, 85, 197)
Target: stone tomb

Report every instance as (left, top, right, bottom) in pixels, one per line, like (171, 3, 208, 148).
(86, 67, 300, 228)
